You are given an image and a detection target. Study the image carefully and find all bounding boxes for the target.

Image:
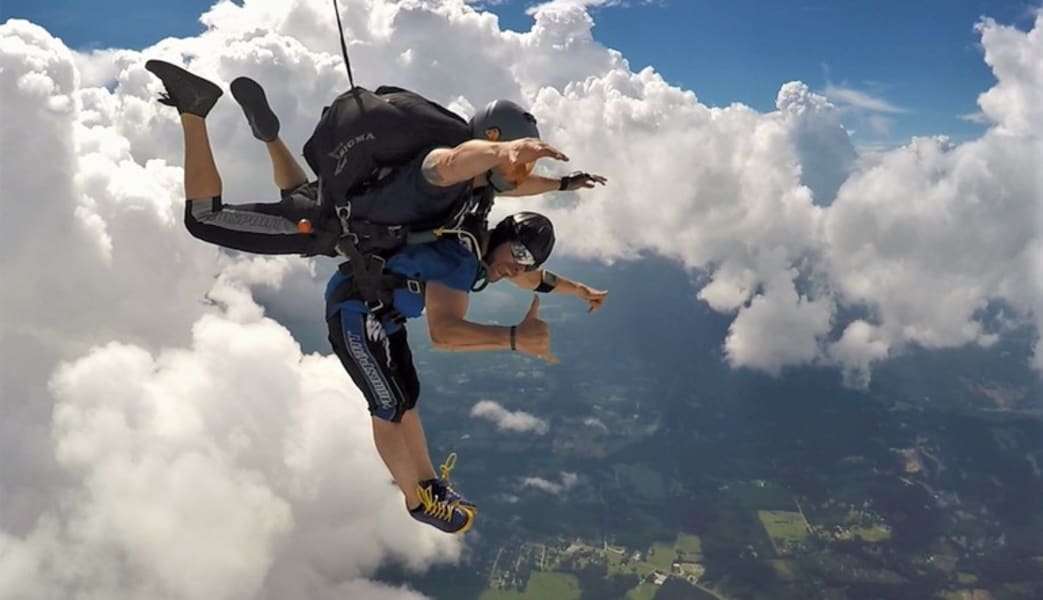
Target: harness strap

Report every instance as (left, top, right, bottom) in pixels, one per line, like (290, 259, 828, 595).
(321, 1, 490, 308)
(337, 245, 405, 324)
(330, 259, 423, 325)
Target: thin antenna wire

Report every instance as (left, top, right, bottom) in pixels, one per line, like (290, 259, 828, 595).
(332, 0, 355, 88)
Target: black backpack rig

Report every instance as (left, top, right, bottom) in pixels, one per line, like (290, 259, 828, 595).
(307, 1, 496, 323)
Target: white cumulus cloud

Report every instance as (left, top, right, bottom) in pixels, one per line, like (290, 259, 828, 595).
(470, 400, 550, 434)
(1, 1, 1042, 597)
(520, 472, 580, 495)
(822, 83, 908, 114)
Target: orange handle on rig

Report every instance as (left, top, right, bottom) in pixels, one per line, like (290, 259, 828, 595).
(297, 219, 313, 234)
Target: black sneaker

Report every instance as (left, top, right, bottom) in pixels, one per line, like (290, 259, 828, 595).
(144, 59, 223, 118)
(230, 76, 280, 142)
(409, 484, 476, 535)
(420, 452, 477, 511)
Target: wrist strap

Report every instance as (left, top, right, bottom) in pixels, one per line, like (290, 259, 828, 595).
(509, 325, 517, 351)
(535, 270, 559, 293)
(558, 177, 568, 191)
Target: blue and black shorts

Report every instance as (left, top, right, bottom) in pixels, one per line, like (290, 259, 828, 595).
(327, 305, 420, 422)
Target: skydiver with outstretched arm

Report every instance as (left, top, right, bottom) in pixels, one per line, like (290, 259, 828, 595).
(148, 60, 609, 535)
(144, 59, 606, 258)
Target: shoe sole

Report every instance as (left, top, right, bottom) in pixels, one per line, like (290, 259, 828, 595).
(144, 60, 223, 115)
(230, 77, 280, 142)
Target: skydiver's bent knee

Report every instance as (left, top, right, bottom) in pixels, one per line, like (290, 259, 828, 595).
(182, 187, 321, 255)
(183, 196, 225, 241)
(327, 308, 420, 423)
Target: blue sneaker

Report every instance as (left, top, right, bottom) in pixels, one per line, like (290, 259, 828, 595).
(421, 453, 477, 511)
(410, 484, 475, 534)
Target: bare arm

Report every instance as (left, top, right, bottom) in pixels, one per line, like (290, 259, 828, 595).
(498, 175, 561, 197)
(499, 171, 608, 197)
(421, 142, 509, 188)
(422, 138, 571, 188)
(510, 269, 580, 296)
(425, 281, 513, 351)
(510, 269, 608, 312)
(509, 269, 547, 291)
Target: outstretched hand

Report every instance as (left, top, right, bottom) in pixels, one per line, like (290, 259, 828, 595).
(560, 171, 608, 191)
(505, 138, 569, 167)
(515, 295, 559, 364)
(576, 285, 608, 312)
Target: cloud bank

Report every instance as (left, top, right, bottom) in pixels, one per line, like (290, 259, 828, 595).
(1, 0, 1041, 597)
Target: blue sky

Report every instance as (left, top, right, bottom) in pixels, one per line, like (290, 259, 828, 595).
(2, 0, 1038, 144)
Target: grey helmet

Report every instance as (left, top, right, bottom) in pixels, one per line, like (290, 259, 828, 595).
(469, 99, 541, 192)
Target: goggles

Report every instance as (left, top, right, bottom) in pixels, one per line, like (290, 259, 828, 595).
(510, 241, 537, 269)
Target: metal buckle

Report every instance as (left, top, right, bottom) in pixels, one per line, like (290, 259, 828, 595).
(407, 279, 422, 294)
(336, 205, 353, 236)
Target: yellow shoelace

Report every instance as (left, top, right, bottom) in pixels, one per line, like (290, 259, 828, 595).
(439, 452, 458, 485)
(417, 485, 454, 522)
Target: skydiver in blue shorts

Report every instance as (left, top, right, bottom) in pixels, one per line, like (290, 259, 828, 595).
(147, 60, 609, 534)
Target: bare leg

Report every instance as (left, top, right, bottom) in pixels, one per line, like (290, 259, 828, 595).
(371, 419, 422, 508)
(181, 114, 222, 200)
(265, 137, 308, 191)
(400, 409, 438, 482)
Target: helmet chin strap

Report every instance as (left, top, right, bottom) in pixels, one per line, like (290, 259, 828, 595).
(471, 261, 491, 292)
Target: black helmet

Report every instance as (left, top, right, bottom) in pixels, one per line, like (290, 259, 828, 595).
(487, 212, 556, 268)
(469, 99, 540, 142)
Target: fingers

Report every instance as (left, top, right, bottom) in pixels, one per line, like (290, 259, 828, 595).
(506, 141, 568, 168)
(543, 145, 569, 161)
(566, 172, 608, 190)
(518, 294, 556, 362)
(524, 294, 541, 321)
(586, 290, 607, 312)
(529, 139, 568, 162)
